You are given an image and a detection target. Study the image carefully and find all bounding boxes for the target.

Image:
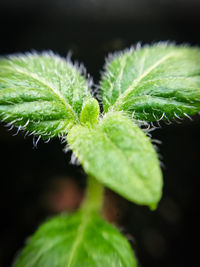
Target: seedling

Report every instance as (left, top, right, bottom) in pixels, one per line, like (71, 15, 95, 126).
(0, 43, 200, 266)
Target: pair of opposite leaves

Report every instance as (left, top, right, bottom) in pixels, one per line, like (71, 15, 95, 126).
(0, 43, 200, 267)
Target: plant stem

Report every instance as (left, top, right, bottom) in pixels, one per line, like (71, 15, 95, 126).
(81, 176, 104, 213)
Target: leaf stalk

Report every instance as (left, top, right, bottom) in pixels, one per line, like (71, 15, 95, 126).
(81, 176, 104, 213)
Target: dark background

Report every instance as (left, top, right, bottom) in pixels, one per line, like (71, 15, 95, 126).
(0, 0, 200, 266)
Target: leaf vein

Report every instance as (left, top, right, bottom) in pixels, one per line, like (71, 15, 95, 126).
(100, 125, 153, 197)
(1, 65, 77, 121)
(114, 52, 175, 108)
(66, 212, 91, 267)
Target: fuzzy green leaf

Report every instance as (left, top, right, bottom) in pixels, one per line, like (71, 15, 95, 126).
(14, 211, 138, 267)
(0, 52, 91, 138)
(101, 43, 200, 121)
(80, 98, 100, 126)
(67, 112, 162, 209)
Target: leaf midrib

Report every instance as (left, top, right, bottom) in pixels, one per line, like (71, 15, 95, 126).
(66, 211, 91, 267)
(1, 65, 77, 121)
(100, 123, 155, 202)
(113, 52, 176, 109)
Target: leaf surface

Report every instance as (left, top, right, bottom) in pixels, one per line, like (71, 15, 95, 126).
(80, 98, 100, 126)
(14, 211, 137, 267)
(101, 44, 200, 121)
(0, 52, 91, 138)
(67, 112, 162, 208)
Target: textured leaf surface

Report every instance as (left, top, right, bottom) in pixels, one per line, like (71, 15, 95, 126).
(68, 112, 162, 208)
(80, 98, 100, 126)
(0, 52, 91, 138)
(14, 211, 137, 267)
(101, 44, 200, 121)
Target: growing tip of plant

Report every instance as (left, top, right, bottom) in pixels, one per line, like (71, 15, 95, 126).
(80, 97, 100, 126)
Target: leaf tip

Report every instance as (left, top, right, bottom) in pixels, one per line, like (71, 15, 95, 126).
(149, 202, 158, 211)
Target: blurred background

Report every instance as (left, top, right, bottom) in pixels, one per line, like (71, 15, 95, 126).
(0, 0, 200, 266)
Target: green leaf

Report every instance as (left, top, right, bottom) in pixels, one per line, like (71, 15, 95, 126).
(101, 43, 200, 121)
(67, 112, 162, 209)
(0, 52, 91, 138)
(80, 98, 100, 126)
(14, 211, 138, 267)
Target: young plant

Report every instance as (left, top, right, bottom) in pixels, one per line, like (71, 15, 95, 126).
(0, 43, 200, 266)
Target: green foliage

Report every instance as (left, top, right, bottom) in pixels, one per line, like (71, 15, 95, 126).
(68, 112, 162, 209)
(0, 43, 200, 266)
(0, 52, 91, 138)
(80, 98, 100, 126)
(14, 211, 137, 267)
(101, 43, 200, 121)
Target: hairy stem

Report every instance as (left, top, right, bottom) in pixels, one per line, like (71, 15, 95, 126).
(81, 176, 104, 213)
